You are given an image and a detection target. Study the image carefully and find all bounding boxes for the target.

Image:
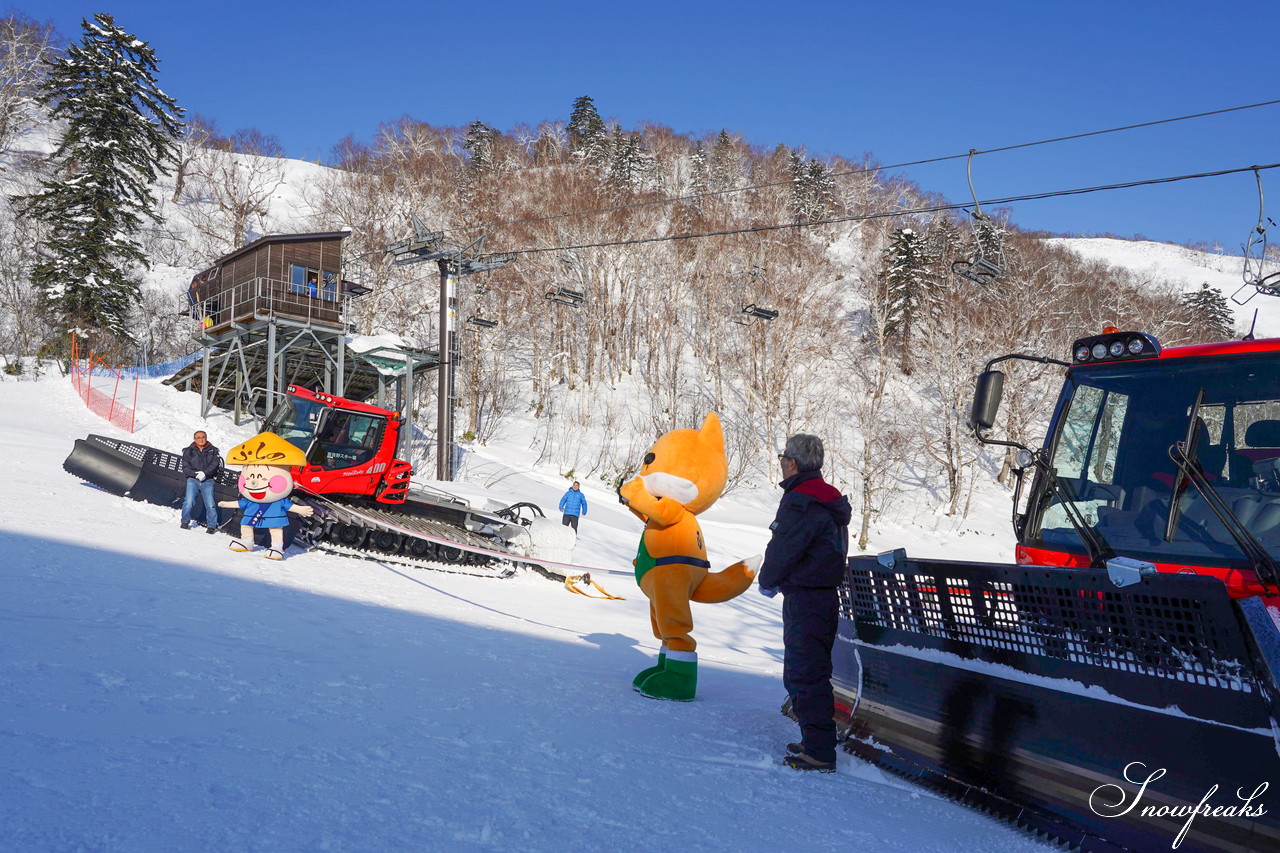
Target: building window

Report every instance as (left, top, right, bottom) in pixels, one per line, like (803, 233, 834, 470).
(290, 264, 320, 297)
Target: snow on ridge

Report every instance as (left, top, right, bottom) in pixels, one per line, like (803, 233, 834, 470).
(1049, 237, 1280, 338)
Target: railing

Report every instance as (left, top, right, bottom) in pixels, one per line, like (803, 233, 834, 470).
(188, 276, 347, 332)
(69, 333, 138, 433)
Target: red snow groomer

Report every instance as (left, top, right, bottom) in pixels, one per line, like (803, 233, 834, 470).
(64, 385, 546, 575)
(833, 330, 1280, 852)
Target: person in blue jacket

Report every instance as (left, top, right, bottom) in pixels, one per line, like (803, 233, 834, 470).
(558, 481, 588, 533)
(758, 434, 852, 773)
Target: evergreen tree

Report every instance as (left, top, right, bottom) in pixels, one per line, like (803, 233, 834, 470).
(608, 130, 651, 192)
(14, 13, 183, 351)
(688, 140, 708, 196)
(566, 95, 607, 165)
(971, 213, 1006, 268)
(785, 148, 834, 223)
(1182, 282, 1235, 341)
(462, 120, 496, 173)
(877, 227, 935, 373)
(926, 216, 964, 290)
(708, 130, 740, 192)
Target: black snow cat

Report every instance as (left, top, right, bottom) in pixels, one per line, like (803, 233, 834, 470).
(833, 331, 1280, 853)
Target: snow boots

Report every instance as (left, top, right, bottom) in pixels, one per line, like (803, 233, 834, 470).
(783, 751, 836, 773)
(632, 645, 667, 689)
(634, 650, 696, 702)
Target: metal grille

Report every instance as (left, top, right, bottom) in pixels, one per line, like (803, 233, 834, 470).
(87, 435, 237, 488)
(89, 434, 144, 463)
(842, 559, 1259, 693)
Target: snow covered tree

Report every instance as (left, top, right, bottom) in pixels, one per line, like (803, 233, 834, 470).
(462, 120, 496, 173)
(688, 140, 708, 195)
(0, 12, 60, 155)
(566, 95, 607, 166)
(876, 226, 935, 373)
(787, 149, 835, 224)
(532, 120, 564, 166)
(1181, 282, 1235, 342)
(607, 129, 651, 192)
(179, 123, 285, 257)
(970, 213, 1007, 269)
(13, 13, 183, 352)
(708, 130, 742, 193)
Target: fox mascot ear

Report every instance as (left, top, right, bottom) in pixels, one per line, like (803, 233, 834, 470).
(699, 412, 724, 456)
(686, 412, 727, 515)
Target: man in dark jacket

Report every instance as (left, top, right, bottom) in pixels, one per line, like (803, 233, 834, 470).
(758, 433, 852, 773)
(180, 430, 223, 532)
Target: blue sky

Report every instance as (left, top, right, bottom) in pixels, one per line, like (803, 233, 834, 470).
(28, 0, 1280, 253)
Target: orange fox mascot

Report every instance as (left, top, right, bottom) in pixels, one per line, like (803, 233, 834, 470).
(619, 412, 758, 700)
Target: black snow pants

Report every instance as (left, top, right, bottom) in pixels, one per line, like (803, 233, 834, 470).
(782, 586, 839, 763)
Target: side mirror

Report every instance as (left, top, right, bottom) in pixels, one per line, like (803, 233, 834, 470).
(969, 370, 1005, 431)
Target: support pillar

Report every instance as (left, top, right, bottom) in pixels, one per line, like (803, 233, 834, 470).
(200, 346, 211, 418)
(266, 321, 277, 415)
(436, 260, 456, 481)
(336, 332, 346, 397)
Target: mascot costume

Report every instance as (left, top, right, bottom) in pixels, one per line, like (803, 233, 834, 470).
(619, 412, 758, 701)
(218, 432, 314, 561)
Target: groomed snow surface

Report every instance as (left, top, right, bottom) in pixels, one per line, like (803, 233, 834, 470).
(0, 374, 1049, 852)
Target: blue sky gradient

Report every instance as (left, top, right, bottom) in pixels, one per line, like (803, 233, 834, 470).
(28, 0, 1280, 251)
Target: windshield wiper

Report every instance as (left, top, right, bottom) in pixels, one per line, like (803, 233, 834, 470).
(1165, 388, 1205, 543)
(1033, 453, 1113, 568)
(1165, 389, 1280, 589)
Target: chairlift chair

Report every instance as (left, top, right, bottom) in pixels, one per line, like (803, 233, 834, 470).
(952, 256, 1005, 287)
(951, 149, 1006, 287)
(546, 287, 585, 307)
(1232, 167, 1280, 305)
(737, 303, 779, 324)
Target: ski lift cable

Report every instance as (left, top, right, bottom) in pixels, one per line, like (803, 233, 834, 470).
(492, 160, 1280, 259)
(409, 98, 1280, 241)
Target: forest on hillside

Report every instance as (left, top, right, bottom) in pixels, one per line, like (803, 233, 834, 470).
(0, 12, 1237, 545)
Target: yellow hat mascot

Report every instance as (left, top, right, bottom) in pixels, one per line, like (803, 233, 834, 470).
(217, 432, 314, 561)
(618, 412, 758, 700)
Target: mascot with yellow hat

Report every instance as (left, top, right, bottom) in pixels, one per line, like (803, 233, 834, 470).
(218, 432, 315, 560)
(619, 412, 759, 701)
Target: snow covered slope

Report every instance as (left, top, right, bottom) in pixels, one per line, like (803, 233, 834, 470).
(0, 374, 1049, 851)
(1051, 237, 1280, 338)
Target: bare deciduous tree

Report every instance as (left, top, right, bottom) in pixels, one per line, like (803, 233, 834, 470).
(0, 12, 59, 155)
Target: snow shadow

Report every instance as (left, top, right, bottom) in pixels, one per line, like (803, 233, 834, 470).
(0, 530, 1044, 853)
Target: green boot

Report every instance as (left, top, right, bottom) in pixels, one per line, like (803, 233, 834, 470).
(632, 645, 667, 691)
(637, 652, 697, 701)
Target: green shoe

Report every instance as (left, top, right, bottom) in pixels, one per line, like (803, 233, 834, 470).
(637, 653, 697, 702)
(632, 647, 667, 690)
